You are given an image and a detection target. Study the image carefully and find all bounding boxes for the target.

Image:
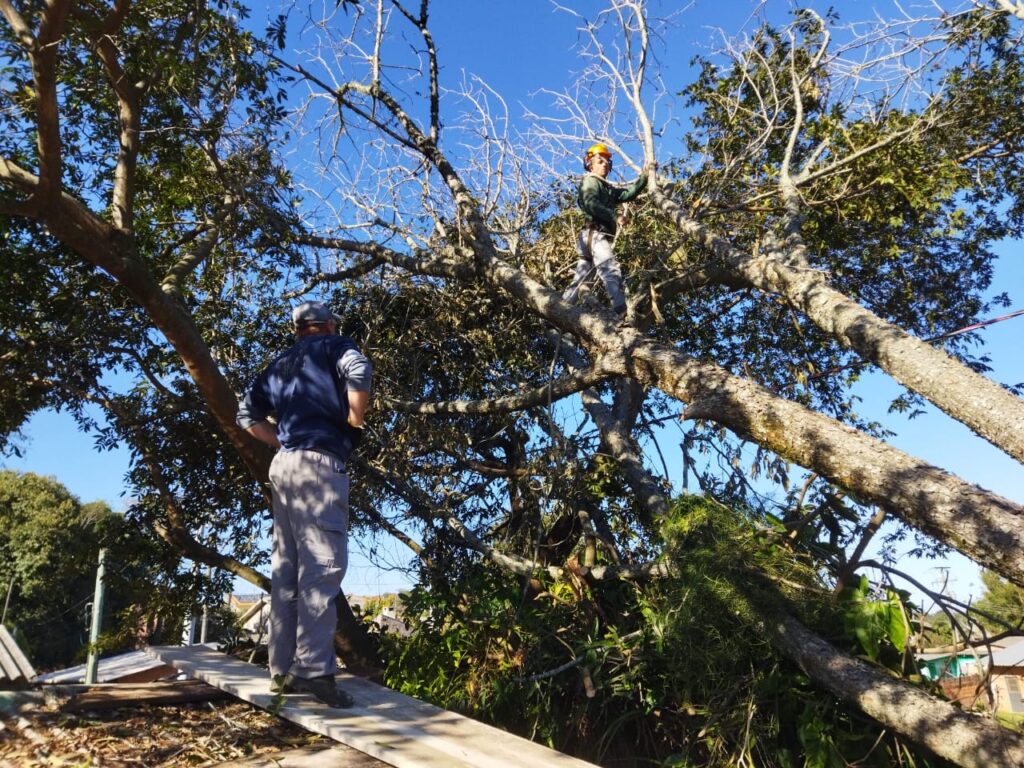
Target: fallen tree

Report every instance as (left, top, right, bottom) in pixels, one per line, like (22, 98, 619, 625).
(3, 0, 1024, 764)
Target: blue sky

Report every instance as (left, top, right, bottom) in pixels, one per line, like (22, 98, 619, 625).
(3, 0, 1022, 601)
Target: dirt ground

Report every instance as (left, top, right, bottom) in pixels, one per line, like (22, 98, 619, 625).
(0, 699, 329, 767)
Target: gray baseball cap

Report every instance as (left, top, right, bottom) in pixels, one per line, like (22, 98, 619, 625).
(292, 301, 341, 327)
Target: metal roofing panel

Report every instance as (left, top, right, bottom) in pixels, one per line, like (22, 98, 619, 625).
(990, 637, 1024, 668)
(35, 649, 174, 684)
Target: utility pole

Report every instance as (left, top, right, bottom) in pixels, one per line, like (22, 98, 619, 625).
(199, 564, 213, 644)
(1, 576, 14, 625)
(84, 548, 107, 685)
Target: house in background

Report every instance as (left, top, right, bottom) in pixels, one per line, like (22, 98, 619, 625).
(916, 633, 1024, 713)
(918, 650, 985, 681)
(227, 593, 269, 637)
(988, 636, 1024, 714)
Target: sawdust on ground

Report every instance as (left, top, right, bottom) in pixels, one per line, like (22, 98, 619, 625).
(0, 699, 330, 767)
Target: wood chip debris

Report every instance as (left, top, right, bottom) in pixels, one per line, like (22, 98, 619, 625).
(0, 698, 329, 767)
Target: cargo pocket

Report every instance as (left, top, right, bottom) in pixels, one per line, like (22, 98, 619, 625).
(305, 466, 348, 568)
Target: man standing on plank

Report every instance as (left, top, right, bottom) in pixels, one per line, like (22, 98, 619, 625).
(237, 301, 372, 708)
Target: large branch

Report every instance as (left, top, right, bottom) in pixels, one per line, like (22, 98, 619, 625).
(369, 217, 1024, 587)
(625, 335, 1024, 585)
(304, 139, 1024, 587)
(4, 158, 273, 481)
(344, 198, 1024, 587)
(557, 338, 670, 521)
(18, 0, 72, 210)
(651, 184, 1024, 466)
(161, 225, 220, 294)
(437, 234, 1024, 586)
(0, 0, 32, 47)
(385, 362, 615, 415)
(88, 0, 140, 231)
(583, 383, 669, 521)
(770, 611, 1024, 768)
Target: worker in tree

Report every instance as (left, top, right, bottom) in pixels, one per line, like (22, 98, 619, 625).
(563, 143, 653, 322)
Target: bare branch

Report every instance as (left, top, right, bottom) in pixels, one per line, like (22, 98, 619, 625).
(650, 181, 1024, 466)
(30, 0, 73, 210)
(161, 226, 220, 296)
(385, 362, 616, 415)
(283, 258, 386, 296)
(771, 611, 1024, 767)
(989, 0, 1024, 22)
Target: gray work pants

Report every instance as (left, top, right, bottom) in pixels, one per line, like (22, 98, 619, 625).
(562, 228, 626, 315)
(267, 449, 349, 679)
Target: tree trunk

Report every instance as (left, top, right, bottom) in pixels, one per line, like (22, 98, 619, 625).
(770, 612, 1024, 768)
(464, 247, 1024, 587)
(652, 187, 1024, 466)
(626, 337, 1024, 586)
(334, 595, 384, 678)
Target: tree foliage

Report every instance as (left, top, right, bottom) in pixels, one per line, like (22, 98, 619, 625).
(974, 570, 1024, 632)
(0, 471, 203, 669)
(383, 497, 940, 767)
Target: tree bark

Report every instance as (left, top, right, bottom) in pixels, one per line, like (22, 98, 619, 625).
(454, 251, 1024, 586)
(652, 186, 1024, 466)
(333, 595, 384, 678)
(770, 611, 1024, 768)
(624, 336, 1024, 586)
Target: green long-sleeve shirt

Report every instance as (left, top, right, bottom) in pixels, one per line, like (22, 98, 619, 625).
(577, 171, 648, 235)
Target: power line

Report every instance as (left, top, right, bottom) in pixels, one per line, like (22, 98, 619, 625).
(803, 307, 1024, 386)
(922, 307, 1024, 344)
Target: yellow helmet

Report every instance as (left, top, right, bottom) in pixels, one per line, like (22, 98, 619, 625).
(583, 142, 613, 170)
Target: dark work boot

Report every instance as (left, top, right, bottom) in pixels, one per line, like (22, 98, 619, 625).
(283, 673, 354, 708)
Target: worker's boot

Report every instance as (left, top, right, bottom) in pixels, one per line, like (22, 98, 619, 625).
(283, 673, 354, 708)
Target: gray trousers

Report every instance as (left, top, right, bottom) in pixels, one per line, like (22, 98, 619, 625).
(267, 449, 349, 679)
(562, 228, 626, 314)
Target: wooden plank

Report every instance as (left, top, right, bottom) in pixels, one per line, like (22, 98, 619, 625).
(0, 626, 34, 681)
(0, 634, 27, 684)
(0, 640, 18, 682)
(61, 679, 232, 712)
(146, 645, 599, 768)
(209, 744, 384, 767)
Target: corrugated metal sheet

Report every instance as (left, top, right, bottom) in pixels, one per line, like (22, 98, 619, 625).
(990, 637, 1024, 668)
(34, 649, 176, 685)
(0, 625, 36, 686)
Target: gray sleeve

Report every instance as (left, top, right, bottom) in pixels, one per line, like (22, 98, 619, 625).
(337, 348, 372, 392)
(236, 369, 272, 429)
(236, 392, 267, 430)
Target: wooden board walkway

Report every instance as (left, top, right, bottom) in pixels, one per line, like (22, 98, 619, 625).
(146, 645, 599, 768)
(211, 744, 386, 767)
